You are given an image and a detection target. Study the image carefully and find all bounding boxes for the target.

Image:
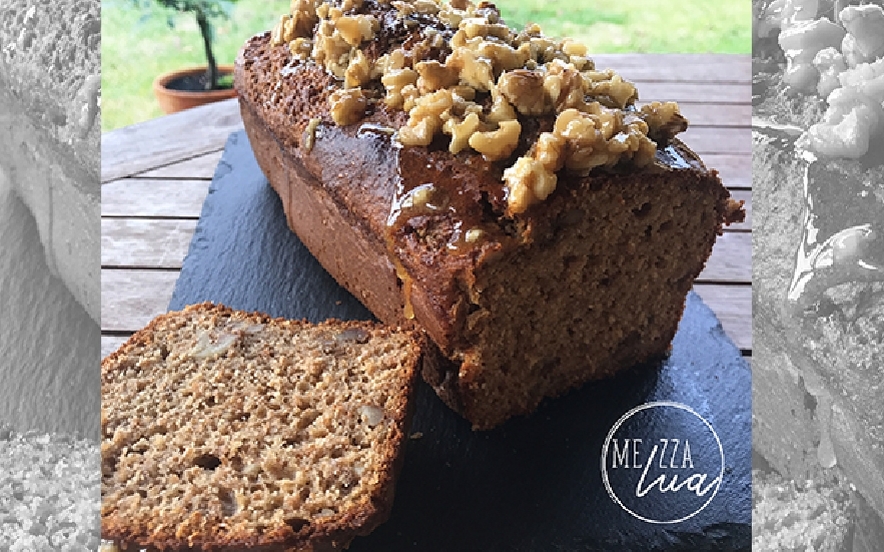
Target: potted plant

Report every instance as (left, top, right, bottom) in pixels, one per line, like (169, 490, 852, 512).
(135, 0, 240, 114)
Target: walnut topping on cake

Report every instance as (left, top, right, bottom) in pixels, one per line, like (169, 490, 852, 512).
(270, 0, 688, 214)
(756, 0, 884, 159)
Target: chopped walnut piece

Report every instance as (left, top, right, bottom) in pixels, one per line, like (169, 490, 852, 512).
(312, 20, 352, 78)
(639, 101, 688, 143)
(497, 70, 550, 116)
(503, 157, 558, 215)
(392, 0, 440, 16)
(444, 111, 483, 154)
(399, 89, 455, 146)
(304, 117, 322, 152)
(415, 60, 460, 93)
(336, 15, 378, 46)
(813, 47, 847, 98)
(447, 47, 495, 91)
(535, 132, 566, 171)
(381, 68, 419, 109)
(291, 0, 320, 37)
(486, 88, 518, 123)
(468, 120, 521, 161)
(543, 60, 586, 112)
(460, 17, 512, 40)
(530, 36, 567, 64)
(345, 49, 372, 88)
(561, 38, 588, 57)
(476, 40, 532, 74)
(400, 85, 421, 111)
(464, 228, 484, 243)
(270, 15, 294, 46)
(289, 37, 313, 60)
(414, 0, 442, 14)
(582, 70, 639, 109)
(341, 0, 364, 11)
(329, 88, 368, 126)
(450, 85, 477, 102)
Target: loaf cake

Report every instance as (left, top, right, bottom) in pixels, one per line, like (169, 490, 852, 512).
(235, 0, 744, 429)
(753, 0, 884, 535)
(0, 0, 100, 322)
(101, 303, 422, 551)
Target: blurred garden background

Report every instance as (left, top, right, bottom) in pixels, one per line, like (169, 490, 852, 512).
(102, 0, 751, 131)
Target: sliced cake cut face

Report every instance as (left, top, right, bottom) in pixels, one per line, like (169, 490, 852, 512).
(101, 303, 421, 552)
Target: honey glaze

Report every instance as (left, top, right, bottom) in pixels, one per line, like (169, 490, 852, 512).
(786, 149, 884, 317)
(356, 123, 396, 138)
(385, 179, 448, 321)
(800, 361, 838, 469)
(383, 140, 508, 319)
(753, 120, 884, 318)
(654, 144, 694, 170)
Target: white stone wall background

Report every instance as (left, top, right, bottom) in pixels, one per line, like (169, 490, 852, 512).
(0, 0, 101, 547)
(0, 183, 99, 439)
(0, 180, 100, 549)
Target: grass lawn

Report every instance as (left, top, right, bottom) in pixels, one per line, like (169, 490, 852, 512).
(101, 0, 750, 131)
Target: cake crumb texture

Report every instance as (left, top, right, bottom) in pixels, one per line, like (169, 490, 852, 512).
(753, 468, 854, 552)
(0, 0, 100, 178)
(101, 303, 421, 551)
(0, 425, 100, 550)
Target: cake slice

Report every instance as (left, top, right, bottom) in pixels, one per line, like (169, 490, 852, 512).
(235, 0, 744, 430)
(100, 303, 422, 551)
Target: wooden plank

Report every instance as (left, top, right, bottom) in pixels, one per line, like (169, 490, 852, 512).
(728, 190, 752, 231)
(703, 153, 750, 189)
(693, 283, 751, 352)
(101, 269, 178, 332)
(593, 54, 750, 84)
(101, 219, 198, 268)
(658, 103, 750, 128)
(102, 335, 130, 360)
(137, 150, 225, 180)
(681, 127, 750, 155)
(102, 179, 210, 218)
(698, 232, 751, 283)
(636, 82, 749, 105)
(101, 99, 243, 183)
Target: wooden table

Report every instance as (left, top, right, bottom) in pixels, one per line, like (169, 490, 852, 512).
(101, 54, 751, 360)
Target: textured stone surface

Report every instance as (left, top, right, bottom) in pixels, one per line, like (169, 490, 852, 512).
(0, 188, 99, 439)
(0, 0, 100, 323)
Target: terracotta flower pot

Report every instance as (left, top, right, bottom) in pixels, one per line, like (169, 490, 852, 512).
(153, 65, 237, 115)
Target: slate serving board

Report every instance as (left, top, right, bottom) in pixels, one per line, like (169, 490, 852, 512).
(169, 131, 751, 551)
